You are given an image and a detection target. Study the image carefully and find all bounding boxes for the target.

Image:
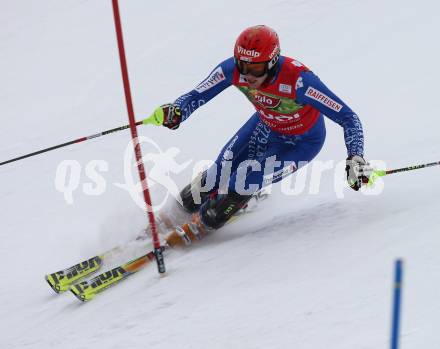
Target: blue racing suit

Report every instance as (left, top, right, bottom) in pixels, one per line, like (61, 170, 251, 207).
(174, 56, 364, 193)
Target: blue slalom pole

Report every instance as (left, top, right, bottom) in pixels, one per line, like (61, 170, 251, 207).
(391, 259, 404, 349)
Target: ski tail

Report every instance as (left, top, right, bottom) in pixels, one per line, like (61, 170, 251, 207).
(45, 256, 104, 293)
(70, 250, 158, 302)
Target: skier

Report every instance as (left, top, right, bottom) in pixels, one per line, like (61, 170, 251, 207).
(147, 25, 370, 239)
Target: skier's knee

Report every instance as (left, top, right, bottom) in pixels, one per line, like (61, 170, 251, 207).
(180, 171, 211, 213)
(200, 191, 252, 230)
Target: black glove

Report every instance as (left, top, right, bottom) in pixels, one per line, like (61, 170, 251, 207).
(345, 155, 371, 191)
(161, 103, 182, 130)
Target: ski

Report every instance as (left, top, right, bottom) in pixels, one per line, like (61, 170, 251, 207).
(70, 248, 166, 301)
(69, 222, 201, 302)
(45, 255, 105, 293)
(45, 188, 269, 296)
(45, 230, 155, 293)
(45, 209, 178, 293)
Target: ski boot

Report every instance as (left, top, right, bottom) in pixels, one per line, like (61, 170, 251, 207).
(165, 191, 253, 247)
(179, 170, 214, 213)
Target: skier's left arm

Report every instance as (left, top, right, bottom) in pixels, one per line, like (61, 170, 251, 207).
(296, 71, 371, 191)
(296, 71, 364, 157)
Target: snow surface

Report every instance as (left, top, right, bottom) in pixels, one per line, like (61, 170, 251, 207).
(1, 1, 440, 348)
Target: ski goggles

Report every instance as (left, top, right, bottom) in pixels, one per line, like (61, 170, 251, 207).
(235, 60, 268, 77)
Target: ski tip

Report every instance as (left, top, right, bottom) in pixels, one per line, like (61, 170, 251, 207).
(70, 286, 88, 302)
(45, 275, 63, 294)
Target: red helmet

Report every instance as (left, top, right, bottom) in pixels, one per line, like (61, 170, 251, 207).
(234, 25, 281, 76)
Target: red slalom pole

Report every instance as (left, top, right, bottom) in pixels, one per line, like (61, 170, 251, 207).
(111, 0, 165, 274)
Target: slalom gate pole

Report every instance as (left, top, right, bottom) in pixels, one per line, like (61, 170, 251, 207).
(0, 121, 143, 167)
(368, 161, 440, 185)
(391, 259, 404, 349)
(111, 0, 165, 274)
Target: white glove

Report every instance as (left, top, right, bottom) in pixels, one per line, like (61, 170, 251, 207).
(345, 155, 372, 191)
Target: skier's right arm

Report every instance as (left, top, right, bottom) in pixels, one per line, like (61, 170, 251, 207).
(175, 57, 235, 121)
(146, 58, 235, 130)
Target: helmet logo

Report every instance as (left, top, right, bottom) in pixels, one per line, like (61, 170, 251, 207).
(237, 46, 261, 58)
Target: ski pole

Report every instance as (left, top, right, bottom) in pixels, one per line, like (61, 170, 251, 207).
(0, 113, 163, 167)
(368, 160, 440, 185)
